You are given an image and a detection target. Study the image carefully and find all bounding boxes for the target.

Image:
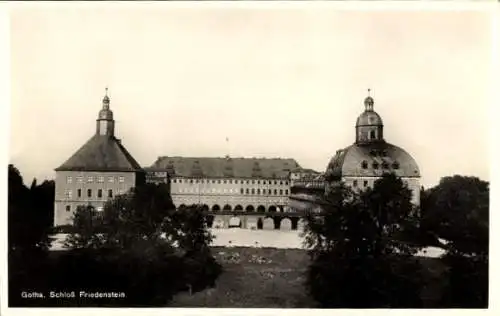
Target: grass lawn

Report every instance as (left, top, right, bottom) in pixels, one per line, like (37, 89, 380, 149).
(169, 247, 448, 308)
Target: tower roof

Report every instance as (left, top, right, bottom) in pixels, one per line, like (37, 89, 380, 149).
(98, 88, 113, 120)
(55, 135, 142, 172)
(356, 89, 383, 127)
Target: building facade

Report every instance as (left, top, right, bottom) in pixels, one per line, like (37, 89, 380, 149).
(145, 157, 302, 213)
(54, 90, 145, 226)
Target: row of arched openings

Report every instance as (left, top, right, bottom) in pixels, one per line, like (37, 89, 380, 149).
(178, 204, 279, 212)
(205, 215, 307, 230)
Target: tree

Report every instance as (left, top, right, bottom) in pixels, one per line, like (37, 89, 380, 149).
(421, 175, 488, 257)
(61, 182, 221, 306)
(64, 205, 105, 249)
(304, 174, 423, 308)
(421, 175, 489, 308)
(8, 165, 55, 307)
(8, 165, 52, 254)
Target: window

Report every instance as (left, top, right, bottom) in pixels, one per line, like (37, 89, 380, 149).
(67, 176, 72, 184)
(361, 161, 368, 169)
(179, 179, 183, 184)
(87, 189, 92, 197)
(246, 188, 249, 194)
(77, 189, 82, 198)
(370, 130, 376, 139)
(274, 189, 278, 195)
(364, 181, 368, 187)
(235, 180, 238, 184)
(240, 188, 244, 194)
(285, 189, 289, 195)
(274, 181, 277, 185)
(251, 188, 255, 195)
(97, 176, 104, 183)
(223, 180, 227, 184)
(353, 180, 358, 187)
(280, 181, 283, 185)
(229, 180, 232, 184)
(263, 181, 267, 185)
(372, 162, 379, 169)
(173, 179, 177, 183)
(98, 189, 103, 198)
(108, 189, 113, 198)
(97, 206, 104, 212)
(87, 176, 94, 183)
(246, 180, 250, 184)
(392, 162, 400, 169)
(196, 179, 199, 183)
(65, 205, 71, 212)
(252, 180, 255, 184)
(279, 189, 283, 195)
(119, 176, 125, 183)
(257, 189, 261, 195)
(382, 162, 389, 169)
(257, 180, 260, 184)
(268, 189, 272, 195)
(190, 179, 194, 184)
(217, 180, 221, 184)
(285, 181, 289, 185)
(108, 176, 114, 183)
(77, 176, 83, 183)
(65, 189, 72, 199)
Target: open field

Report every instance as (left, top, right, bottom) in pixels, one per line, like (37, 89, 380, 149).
(169, 246, 315, 308)
(169, 246, 448, 308)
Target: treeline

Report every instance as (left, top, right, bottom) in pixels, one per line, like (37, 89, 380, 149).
(304, 173, 488, 308)
(8, 165, 54, 254)
(8, 164, 221, 307)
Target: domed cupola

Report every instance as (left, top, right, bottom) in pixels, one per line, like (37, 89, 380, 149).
(355, 89, 384, 144)
(96, 88, 115, 137)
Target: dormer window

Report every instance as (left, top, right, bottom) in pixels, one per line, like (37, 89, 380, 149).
(382, 162, 389, 169)
(393, 162, 400, 169)
(372, 162, 379, 169)
(361, 161, 368, 169)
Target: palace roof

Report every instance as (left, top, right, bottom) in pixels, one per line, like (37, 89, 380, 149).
(147, 156, 301, 179)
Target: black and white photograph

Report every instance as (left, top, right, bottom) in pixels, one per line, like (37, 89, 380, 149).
(1, 0, 496, 313)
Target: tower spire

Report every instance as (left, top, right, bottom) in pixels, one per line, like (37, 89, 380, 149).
(102, 87, 110, 109)
(97, 87, 114, 136)
(364, 88, 374, 111)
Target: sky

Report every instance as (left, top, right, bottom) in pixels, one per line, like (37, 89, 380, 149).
(8, 4, 494, 189)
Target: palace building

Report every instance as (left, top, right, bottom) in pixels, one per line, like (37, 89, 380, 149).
(53, 89, 145, 226)
(53, 89, 420, 230)
(144, 157, 302, 213)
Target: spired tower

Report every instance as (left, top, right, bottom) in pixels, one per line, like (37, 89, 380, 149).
(355, 89, 384, 144)
(53, 89, 145, 226)
(96, 88, 115, 136)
